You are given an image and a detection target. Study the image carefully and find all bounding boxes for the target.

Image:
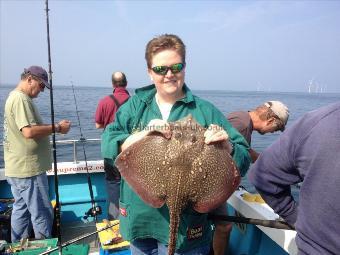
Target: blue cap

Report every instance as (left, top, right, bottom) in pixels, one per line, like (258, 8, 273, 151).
(24, 66, 50, 89)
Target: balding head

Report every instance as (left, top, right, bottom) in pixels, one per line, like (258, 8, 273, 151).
(112, 72, 127, 88)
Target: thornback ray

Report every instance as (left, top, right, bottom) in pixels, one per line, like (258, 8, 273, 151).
(115, 115, 240, 255)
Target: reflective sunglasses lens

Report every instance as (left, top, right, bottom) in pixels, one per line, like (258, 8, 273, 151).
(152, 66, 168, 75)
(152, 63, 184, 75)
(170, 63, 184, 73)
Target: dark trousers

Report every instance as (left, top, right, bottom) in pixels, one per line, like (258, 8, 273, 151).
(104, 159, 121, 220)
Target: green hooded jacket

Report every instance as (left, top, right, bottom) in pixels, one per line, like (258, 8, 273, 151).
(101, 84, 250, 252)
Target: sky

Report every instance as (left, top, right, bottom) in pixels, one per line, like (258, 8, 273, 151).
(1, 0, 340, 92)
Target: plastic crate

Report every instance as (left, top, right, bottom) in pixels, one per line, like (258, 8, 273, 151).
(48, 244, 89, 255)
(2, 238, 57, 255)
(2, 240, 89, 255)
(99, 246, 130, 255)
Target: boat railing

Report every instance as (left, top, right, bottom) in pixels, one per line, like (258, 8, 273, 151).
(52, 138, 101, 164)
(0, 138, 101, 168)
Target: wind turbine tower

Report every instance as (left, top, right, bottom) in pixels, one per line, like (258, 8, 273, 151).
(308, 78, 314, 93)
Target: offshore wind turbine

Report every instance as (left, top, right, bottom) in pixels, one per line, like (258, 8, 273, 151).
(308, 78, 314, 93)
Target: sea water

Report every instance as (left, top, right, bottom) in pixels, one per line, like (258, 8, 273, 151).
(1, 85, 340, 195)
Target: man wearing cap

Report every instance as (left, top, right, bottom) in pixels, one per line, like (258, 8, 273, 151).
(227, 100, 289, 162)
(3, 66, 71, 242)
(95, 71, 130, 220)
(212, 100, 289, 255)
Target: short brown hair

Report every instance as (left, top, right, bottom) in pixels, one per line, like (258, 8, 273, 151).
(145, 34, 186, 69)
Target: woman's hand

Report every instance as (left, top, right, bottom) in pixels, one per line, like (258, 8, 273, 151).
(204, 124, 229, 144)
(204, 124, 233, 152)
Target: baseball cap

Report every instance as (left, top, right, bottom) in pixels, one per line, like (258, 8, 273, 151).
(264, 101, 289, 130)
(23, 66, 50, 89)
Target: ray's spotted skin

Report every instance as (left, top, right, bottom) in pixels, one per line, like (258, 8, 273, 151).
(115, 115, 240, 255)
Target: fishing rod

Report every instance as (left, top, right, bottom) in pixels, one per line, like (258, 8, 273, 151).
(44, 1, 62, 254)
(38, 221, 119, 255)
(70, 80, 102, 222)
(208, 215, 295, 230)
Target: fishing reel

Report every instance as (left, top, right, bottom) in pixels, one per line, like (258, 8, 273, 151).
(83, 205, 102, 220)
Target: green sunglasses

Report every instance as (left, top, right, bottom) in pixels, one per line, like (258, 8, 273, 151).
(151, 63, 185, 75)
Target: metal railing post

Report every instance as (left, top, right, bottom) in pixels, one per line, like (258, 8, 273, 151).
(73, 141, 77, 164)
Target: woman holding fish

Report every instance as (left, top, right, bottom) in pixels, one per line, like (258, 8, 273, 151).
(102, 34, 251, 255)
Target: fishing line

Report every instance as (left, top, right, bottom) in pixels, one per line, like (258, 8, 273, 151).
(70, 80, 102, 222)
(44, 1, 62, 254)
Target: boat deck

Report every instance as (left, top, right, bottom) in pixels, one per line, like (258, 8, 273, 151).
(60, 221, 99, 254)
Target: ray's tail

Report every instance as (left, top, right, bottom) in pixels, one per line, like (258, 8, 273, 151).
(168, 211, 180, 255)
